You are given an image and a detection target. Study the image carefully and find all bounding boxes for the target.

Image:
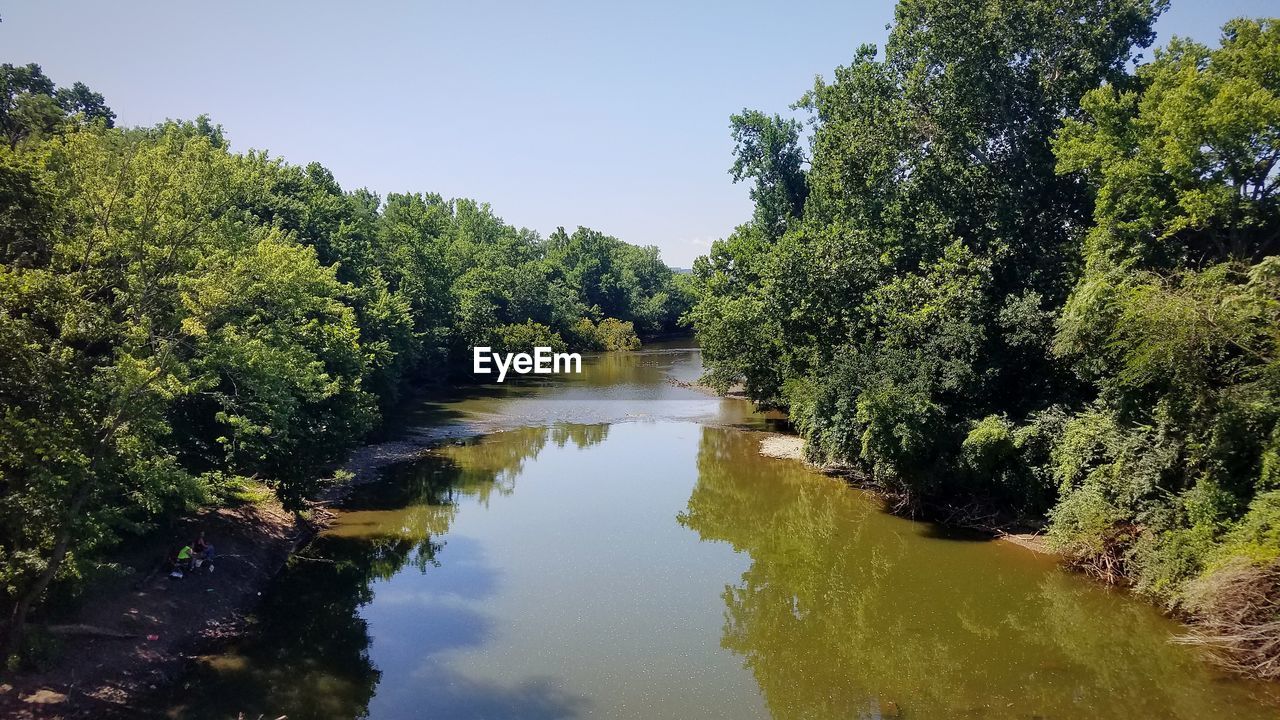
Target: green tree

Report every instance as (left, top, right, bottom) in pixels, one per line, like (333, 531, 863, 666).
(0, 77, 689, 659)
(1, 64, 114, 148)
(728, 109, 808, 239)
(694, 0, 1166, 506)
(1049, 19, 1280, 605)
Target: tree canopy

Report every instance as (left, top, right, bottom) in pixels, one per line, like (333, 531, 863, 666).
(0, 74, 690, 659)
(689, 0, 1280, 654)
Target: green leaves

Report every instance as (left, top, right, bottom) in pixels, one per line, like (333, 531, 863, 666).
(1, 91, 693, 652)
(688, 0, 1280, 609)
(1041, 18, 1280, 600)
(1056, 19, 1280, 269)
(695, 1, 1170, 492)
(178, 231, 376, 504)
(729, 110, 808, 239)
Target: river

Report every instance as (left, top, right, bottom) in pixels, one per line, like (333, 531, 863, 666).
(164, 343, 1280, 719)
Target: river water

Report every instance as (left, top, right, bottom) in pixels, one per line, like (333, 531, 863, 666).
(167, 344, 1280, 719)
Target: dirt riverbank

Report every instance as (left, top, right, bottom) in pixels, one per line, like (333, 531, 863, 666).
(0, 411, 495, 720)
(0, 499, 299, 719)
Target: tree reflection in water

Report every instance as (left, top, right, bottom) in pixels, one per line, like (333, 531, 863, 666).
(164, 424, 606, 720)
(163, 422, 1279, 720)
(679, 427, 1280, 720)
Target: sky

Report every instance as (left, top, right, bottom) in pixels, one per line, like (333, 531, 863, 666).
(3, 1, 1275, 268)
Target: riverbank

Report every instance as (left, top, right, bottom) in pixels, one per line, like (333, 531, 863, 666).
(751, 423, 1280, 681)
(0, 496, 301, 719)
(754, 430, 1055, 555)
(148, 416, 1280, 718)
(0, 350, 1256, 718)
(2, 348, 711, 718)
(0, 420, 502, 719)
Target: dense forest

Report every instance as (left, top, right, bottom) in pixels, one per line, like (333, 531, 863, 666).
(0, 64, 690, 660)
(690, 1, 1280, 674)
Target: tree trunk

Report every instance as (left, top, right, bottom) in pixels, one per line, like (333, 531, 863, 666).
(3, 381, 153, 660)
(2, 483, 90, 660)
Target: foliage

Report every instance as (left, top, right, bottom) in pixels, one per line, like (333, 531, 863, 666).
(2, 63, 114, 148)
(690, 0, 1280, 635)
(545, 225, 688, 336)
(0, 68, 690, 657)
(1055, 18, 1280, 269)
(1047, 21, 1280, 604)
(728, 109, 808, 239)
(490, 320, 568, 354)
(698, 0, 1163, 497)
(571, 317, 641, 351)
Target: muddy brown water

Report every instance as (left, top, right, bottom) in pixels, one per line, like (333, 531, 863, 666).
(164, 343, 1280, 719)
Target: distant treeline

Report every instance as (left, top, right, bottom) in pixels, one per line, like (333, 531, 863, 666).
(690, 1, 1280, 674)
(0, 64, 691, 659)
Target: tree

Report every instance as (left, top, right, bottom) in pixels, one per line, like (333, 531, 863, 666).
(728, 109, 808, 239)
(1, 125, 227, 656)
(694, 0, 1166, 503)
(1055, 18, 1280, 271)
(1049, 19, 1280, 606)
(0, 84, 689, 659)
(1, 64, 114, 148)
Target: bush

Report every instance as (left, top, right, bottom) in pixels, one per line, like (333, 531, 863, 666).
(956, 414, 1055, 515)
(958, 415, 1018, 498)
(595, 318, 641, 351)
(1216, 492, 1280, 567)
(1048, 481, 1133, 583)
(490, 321, 568, 354)
(569, 317, 640, 351)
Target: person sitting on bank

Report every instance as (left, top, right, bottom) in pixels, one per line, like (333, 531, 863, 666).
(169, 543, 193, 578)
(192, 532, 215, 573)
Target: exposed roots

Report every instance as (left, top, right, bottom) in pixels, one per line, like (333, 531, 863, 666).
(1069, 546, 1129, 586)
(1058, 523, 1139, 586)
(936, 500, 1004, 533)
(1176, 559, 1280, 680)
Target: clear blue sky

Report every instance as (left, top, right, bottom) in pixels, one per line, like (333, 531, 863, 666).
(3, 1, 1274, 267)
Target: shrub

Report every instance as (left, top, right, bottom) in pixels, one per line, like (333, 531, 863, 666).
(490, 321, 567, 354)
(1215, 492, 1280, 567)
(957, 413, 1060, 516)
(569, 317, 640, 351)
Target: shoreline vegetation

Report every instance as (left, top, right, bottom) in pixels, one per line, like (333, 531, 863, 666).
(2, 350, 713, 717)
(0, 495, 300, 719)
(0, 58, 694, 699)
(2, 0, 1279, 715)
(688, 1, 1280, 680)
(755, 430, 1056, 551)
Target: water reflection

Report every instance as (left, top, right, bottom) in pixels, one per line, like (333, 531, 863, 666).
(162, 532, 384, 719)
(680, 428, 1280, 719)
(165, 426, 596, 720)
(392, 342, 785, 437)
(174, 424, 1280, 719)
(159, 343, 1280, 720)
